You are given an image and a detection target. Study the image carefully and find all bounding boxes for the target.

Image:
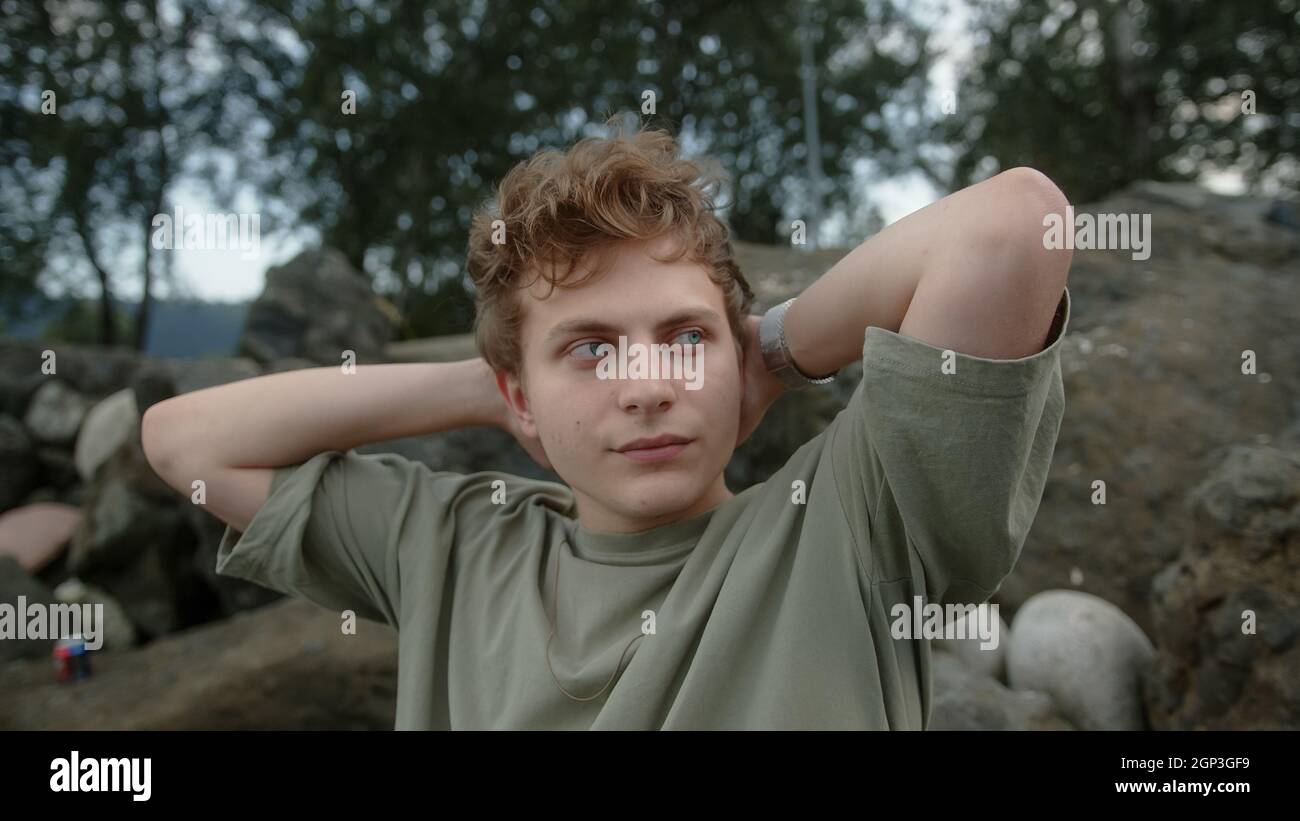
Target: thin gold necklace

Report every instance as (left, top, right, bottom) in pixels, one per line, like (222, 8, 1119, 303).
(544, 546, 645, 702)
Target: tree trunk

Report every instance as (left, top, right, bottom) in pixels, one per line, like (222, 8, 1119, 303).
(74, 210, 117, 347)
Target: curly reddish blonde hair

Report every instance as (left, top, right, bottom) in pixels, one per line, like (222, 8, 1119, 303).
(466, 115, 754, 378)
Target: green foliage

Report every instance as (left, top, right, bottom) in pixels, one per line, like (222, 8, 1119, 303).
(939, 0, 1299, 202)
(0, 0, 238, 347)
(207, 0, 930, 302)
(404, 274, 477, 339)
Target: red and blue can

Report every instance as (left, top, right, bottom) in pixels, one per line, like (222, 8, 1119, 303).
(53, 635, 92, 683)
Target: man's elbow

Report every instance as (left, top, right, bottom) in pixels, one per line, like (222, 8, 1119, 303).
(987, 166, 1072, 298)
(997, 166, 1069, 212)
(141, 401, 188, 490)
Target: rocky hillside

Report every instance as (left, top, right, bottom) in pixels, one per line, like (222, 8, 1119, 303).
(1, 181, 1296, 729)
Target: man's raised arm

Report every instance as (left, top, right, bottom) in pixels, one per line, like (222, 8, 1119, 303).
(141, 358, 506, 533)
(783, 166, 1072, 376)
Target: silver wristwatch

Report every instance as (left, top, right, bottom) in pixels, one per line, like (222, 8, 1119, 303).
(758, 297, 838, 390)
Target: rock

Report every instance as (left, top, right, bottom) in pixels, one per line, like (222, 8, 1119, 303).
(0, 598, 397, 729)
(1184, 445, 1300, 535)
(0, 340, 142, 398)
(1144, 445, 1300, 730)
(129, 360, 178, 415)
(1128, 180, 1211, 211)
(68, 433, 217, 638)
(0, 370, 44, 419)
(1199, 219, 1299, 266)
(74, 388, 139, 481)
(265, 357, 319, 375)
(929, 652, 1075, 730)
(998, 180, 1300, 638)
(1265, 199, 1298, 231)
(1007, 590, 1155, 730)
(0, 415, 39, 513)
(934, 608, 1010, 683)
(0, 502, 80, 573)
(52, 577, 138, 651)
(23, 379, 93, 446)
(238, 248, 400, 367)
(384, 334, 481, 364)
(171, 357, 262, 395)
(35, 445, 78, 490)
(0, 555, 58, 664)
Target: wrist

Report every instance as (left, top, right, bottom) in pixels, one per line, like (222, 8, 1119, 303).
(464, 357, 508, 429)
(428, 358, 505, 431)
(760, 298, 839, 389)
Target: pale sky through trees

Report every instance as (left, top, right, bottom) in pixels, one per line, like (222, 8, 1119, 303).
(85, 0, 965, 305)
(85, 0, 1253, 306)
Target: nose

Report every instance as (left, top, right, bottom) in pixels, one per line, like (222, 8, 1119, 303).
(617, 373, 678, 414)
(611, 336, 681, 413)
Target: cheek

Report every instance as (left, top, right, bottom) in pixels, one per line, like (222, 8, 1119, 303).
(534, 387, 595, 451)
(709, 355, 743, 413)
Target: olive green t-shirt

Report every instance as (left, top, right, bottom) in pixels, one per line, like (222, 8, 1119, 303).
(216, 288, 1070, 729)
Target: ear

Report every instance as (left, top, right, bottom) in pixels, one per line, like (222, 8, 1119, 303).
(496, 369, 538, 438)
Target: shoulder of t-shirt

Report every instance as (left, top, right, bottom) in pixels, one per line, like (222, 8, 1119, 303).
(265, 450, 578, 521)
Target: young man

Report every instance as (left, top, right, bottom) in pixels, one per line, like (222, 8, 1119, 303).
(142, 122, 1072, 730)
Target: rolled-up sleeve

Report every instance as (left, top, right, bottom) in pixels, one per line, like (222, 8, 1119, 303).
(828, 287, 1070, 606)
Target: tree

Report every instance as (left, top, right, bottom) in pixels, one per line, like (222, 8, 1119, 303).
(934, 0, 1299, 203)
(0, 0, 278, 348)
(206, 0, 931, 327)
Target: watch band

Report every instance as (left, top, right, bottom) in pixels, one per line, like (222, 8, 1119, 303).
(758, 297, 838, 389)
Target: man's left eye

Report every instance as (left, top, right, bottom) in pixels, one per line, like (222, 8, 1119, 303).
(674, 329, 704, 346)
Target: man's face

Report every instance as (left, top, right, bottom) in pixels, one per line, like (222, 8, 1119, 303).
(501, 234, 742, 533)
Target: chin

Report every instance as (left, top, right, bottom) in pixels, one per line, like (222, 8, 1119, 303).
(614, 479, 702, 514)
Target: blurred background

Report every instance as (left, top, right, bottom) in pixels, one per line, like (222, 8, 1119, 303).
(0, 0, 1297, 730)
(1, 0, 1294, 349)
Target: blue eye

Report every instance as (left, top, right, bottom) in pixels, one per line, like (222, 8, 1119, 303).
(568, 341, 607, 360)
(675, 329, 704, 346)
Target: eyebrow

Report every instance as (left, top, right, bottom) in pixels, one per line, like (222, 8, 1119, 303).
(545, 308, 724, 345)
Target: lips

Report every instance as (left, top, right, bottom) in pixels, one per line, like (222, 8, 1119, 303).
(614, 434, 692, 453)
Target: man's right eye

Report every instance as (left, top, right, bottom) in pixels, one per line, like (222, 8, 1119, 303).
(567, 341, 607, 360)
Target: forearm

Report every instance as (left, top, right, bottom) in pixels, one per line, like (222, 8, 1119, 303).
(782, 167, 1070, 375)
(143, 357, 503, 470)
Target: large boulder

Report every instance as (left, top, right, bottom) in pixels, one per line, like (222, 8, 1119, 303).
(1144, 445, 1300, 729)
(169, 356, 262, 396)
(1007, 590, 1156, 730)
(0, 415, 40, 513)
(23, 379, 92, 446)
(930, 652, 1075, 730)
(0, 340, 142, 399)
(992, 183, 1300, 637)
(934, 607, 1011, 683)
(74, 388, 140, 481)
(67, 431, 217, 639)
(237, 248, 401, 367)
